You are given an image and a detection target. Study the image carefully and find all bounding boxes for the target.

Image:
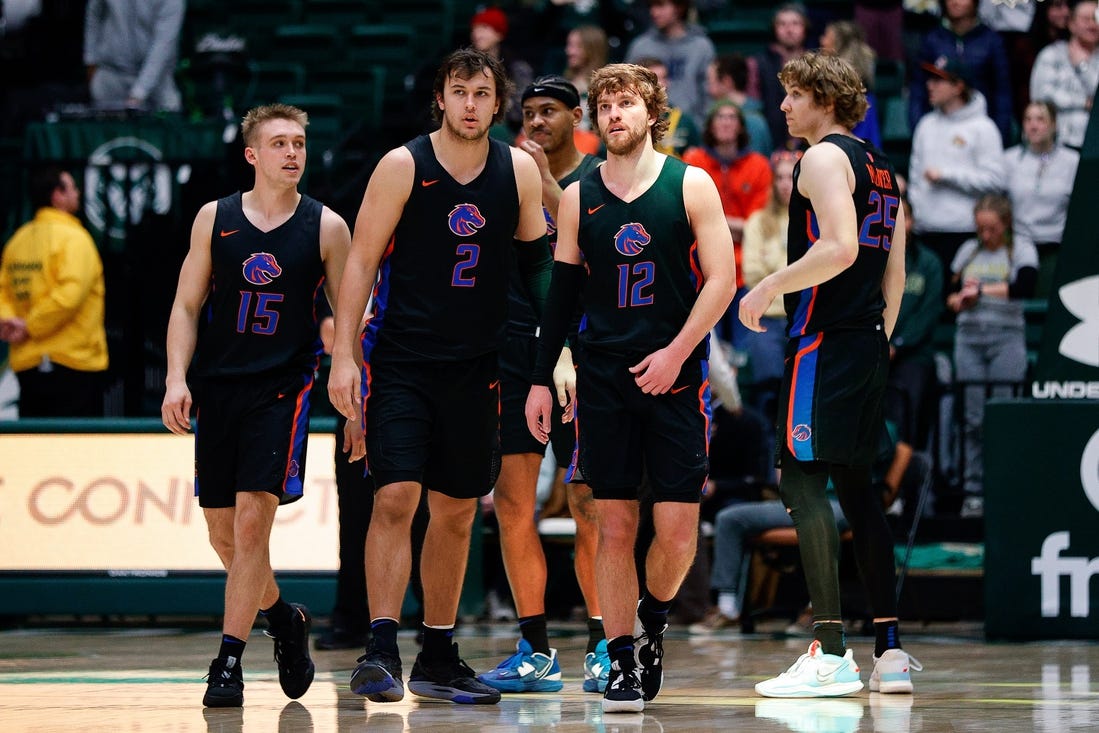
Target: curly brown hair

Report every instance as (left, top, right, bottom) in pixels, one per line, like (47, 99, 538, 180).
(241, 103, 309, 147)
(587, 63, 669, 145)
(777, 52, 868, 131)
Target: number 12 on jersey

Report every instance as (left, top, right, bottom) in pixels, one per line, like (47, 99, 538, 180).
(617, 261, 655, 308)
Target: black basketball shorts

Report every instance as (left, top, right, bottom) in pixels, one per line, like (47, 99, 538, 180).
(194, 368, 316, 509)
(573, 349, 711, 502)
(364, 350, 500, 499)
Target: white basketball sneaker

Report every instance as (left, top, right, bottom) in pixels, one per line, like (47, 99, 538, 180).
(756, 640, 864, 698)
(869, 649, 922, 693)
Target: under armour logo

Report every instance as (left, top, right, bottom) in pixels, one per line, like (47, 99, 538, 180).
(1058, 276, 1099, 367)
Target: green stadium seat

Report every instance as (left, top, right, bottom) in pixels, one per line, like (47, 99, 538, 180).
(706, 18, 772, 57)
(243, 61, 307, 109)
(273, 24, 344, 69)
(303, 0, 378, 27)
(383, 0, 459, 53)
(310, 65, 387, 133)
(874, 59, 906, 97)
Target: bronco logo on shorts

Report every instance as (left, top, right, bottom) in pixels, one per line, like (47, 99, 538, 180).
(613, 222, 651, 256)
(448, 203, 486, 236)
(242, 252, 282, 285)
(791, 424, 812, 442)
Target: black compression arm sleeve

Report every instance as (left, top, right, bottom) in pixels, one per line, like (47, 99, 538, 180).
(531, 261, 585, 386)
(514, 235, 553, 318)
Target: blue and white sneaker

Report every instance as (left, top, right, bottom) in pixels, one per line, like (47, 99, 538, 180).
(583, 638, 610, 693)
(755, 640, 864, 698)
(476, 638, 564, 693)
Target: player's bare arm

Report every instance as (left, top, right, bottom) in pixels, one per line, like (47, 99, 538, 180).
(881, 201, 907, 338)
(739, 142, 857, 332)
(630, 166, 735, 395)
(162, 201, 216, 435)
(512, 147, 550, 241)
(328, 147, 413, 420)
(318, 206, 352, 314)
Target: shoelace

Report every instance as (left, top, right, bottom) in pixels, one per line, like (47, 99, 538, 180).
(780, 652, 812, 677)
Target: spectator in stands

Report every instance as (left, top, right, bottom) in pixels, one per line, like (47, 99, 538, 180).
(1002, 100, 1080, 298)
(0, 167, 107, 417)
(750, 3, 810, 152)
(887, 198, 944, 455)
(909, 0, 1013, 144)
(683, 101, 772, 350)
(947, 194, 1037, 518)
(83, 0, 184, 112)
(563, 25, 609, 130)
(979, 0, 1037, 122)
(855, 0, 905, 62)
(1031, 0, 1072, 53)
(740, 151, 798, 427)
(819, 21, 882, 148)
(470, 5, 534, 137)
(637, 56, 702, 157)
(706, 54, 773, 155)
(908, 57, 1004, 286)
(1028, 0, 1099, 150)
(626, 0, 716, 125)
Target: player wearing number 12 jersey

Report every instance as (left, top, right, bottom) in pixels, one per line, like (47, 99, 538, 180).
(738, 53, 918, 699)
(328, 48, 551, 706)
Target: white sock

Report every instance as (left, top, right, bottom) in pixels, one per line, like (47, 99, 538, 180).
(717, 592, 739, 619)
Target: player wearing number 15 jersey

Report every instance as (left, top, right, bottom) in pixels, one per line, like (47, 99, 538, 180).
(738, 53, 917, 700)
(162, 103, 352, 708)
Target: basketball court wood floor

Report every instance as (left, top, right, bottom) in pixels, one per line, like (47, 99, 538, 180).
(2, 623, 1096, 732)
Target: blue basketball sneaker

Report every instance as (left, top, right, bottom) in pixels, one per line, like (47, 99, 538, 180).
(755, 640, 864, 698)
(583, 639, 610, 693)
(476, 638, 564, 693)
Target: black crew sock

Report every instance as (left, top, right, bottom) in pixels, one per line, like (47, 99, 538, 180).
(814, 621, 846, 657)
(637, 589, 673, 633)
(607, 634, 635, 670)
(218, 634, 247, 665)
(874, 620, 902, 658)
(421, 624, 455, 660)
(370, 618, 400, 656)
(260, 597, 294, 637)
(587, 617, 605, 654)
(518, 614, 550, 655)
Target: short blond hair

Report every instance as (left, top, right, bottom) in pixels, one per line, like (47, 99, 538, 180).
(778, 52, 868, 131)
(241, 103, 309, 147)
(587, 63, 669, 145)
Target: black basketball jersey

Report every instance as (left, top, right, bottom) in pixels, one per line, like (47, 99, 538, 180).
(784, 134, 900, 337)
(506, 152, 602, 333)
(576, 155, 706, 360)
(191, 192, 325, 378)
(364, 135, 520, 361)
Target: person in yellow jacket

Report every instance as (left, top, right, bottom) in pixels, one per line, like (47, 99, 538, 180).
(0, 167, 107, 416)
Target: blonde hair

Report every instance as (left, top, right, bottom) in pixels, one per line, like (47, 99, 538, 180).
(778, 52, 869, 131)
(588, 63, 669, 144)
(566, 25, 608, 84)
(758, 151, 800, 241)
(823, 21, 876, 90)
(241, 103, 309, 147)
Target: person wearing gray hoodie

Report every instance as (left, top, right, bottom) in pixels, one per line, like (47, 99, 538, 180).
(907, 57, 1004, 285)
(626, 0, 715, 126)
(84, 0, 184, 112)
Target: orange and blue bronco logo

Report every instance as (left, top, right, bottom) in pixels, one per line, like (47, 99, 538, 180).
(613, 222, 651, 257)
(448, 203, 486, 236)
(242, 252, 282, 285)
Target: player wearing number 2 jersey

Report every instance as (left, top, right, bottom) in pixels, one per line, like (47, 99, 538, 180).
(161, 103, 352, 708)
(327, 48, 552, 707)
(738, 52, 918, 699)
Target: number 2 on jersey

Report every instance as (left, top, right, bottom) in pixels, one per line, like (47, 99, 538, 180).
(452, 243, 479, 287)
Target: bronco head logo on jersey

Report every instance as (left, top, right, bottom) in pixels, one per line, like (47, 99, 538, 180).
(242, 252, 283, 285)
(614, 223, 651, 257)
(448, 203, 486, 236)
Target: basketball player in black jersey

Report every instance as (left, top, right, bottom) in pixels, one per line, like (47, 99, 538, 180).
(328, 48, 552, 706)
(478, 76, 607, 695)
(161, 103, 352, 708)
(737, 53, 918, 698)
(526, 64, 736, 713)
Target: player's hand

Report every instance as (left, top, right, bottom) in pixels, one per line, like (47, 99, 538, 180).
(552, 345, 576, 422)
(327, 354, 362, 420)
(343, 417, 366, 462)
(525, 385, 554, 444)
(629, 347, 683, 395)
(161, 379, 193, 435)
(519, 139, 551, 177)
(739, 283, 774, 333)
